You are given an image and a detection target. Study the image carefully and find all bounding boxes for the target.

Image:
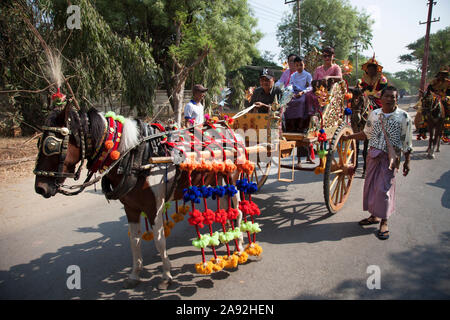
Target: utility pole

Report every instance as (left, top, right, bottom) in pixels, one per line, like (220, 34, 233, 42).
(419, 0, 440, 94)
(285, 0, 301, 56)
(353, 41, 360, 84)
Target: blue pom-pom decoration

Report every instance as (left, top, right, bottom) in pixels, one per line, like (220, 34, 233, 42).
(344, 107, 352, 115)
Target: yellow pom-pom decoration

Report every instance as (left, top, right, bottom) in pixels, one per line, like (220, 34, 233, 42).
(142, 231, 154, 241)
(314, 166, 325, 174)
(195, 261, 214, 275)
(234, 251, 249, 264)
(171, 212, 184, 223)
(164, 225, 171, 238)
(223, 254, 239, 269)
(210, 257, 226, 272)
(105, 140, 114, 150)
(178, 205, 190, 215)
(245, 243, 263, 256)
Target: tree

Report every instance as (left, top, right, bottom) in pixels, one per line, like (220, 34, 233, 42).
(276, 0, 373, 60)
(393, 69, 421, 94)
(94, 0, 261, 124)
(0, 0, 160, 136)
(398, 27, 449, 80)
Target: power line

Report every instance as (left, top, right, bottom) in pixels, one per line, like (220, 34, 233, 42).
(248, 2, 285, 19)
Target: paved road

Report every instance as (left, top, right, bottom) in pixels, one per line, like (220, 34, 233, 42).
(0, 101, 449, 300)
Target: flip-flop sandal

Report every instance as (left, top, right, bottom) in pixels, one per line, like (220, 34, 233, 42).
(358, 217, 380, 225)
(377, 230, 390, 240)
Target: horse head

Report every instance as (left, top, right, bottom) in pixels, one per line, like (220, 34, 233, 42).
(422, 89, 444, 120)
(34, 102, 85, 198)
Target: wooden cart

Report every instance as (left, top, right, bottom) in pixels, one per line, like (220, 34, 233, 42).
(222, 79, 357, 214)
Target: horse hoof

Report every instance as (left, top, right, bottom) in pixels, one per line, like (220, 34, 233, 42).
(123, 278, 141, 289)
(158, 278, 173, 290)
(427, 154, 435, 159)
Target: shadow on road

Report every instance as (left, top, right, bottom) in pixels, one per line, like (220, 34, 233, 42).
(293, 231, 450, 299)
(0, 214, 225, 300)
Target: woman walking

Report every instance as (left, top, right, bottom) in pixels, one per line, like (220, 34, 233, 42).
(343, 86, 413, 240)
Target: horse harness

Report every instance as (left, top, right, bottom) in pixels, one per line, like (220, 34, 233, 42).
(34, 107, 91, 181)
(35, 105, 189, 199)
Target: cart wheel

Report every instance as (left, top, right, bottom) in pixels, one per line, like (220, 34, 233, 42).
(323, 123, 357, 214)
(252, 158, 272, 190)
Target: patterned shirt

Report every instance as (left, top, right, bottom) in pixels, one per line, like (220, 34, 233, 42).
(363, 107, 413, 154)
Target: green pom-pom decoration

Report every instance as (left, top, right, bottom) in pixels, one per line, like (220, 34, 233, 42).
(318, 149, 328, 159)
(192, 235, 210, 249)
(105, 111, 116, 118)
(164, 202, 171, 211)
(115, 115, 125, 123)
(240, 222, 261, 234)
(141, 211, 147, 218)
(208, 232, 220, 246)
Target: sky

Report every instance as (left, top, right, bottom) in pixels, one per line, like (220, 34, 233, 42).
(248, 0, 450, 74)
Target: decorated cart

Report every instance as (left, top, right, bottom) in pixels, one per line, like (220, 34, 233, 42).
(139, 78, 356, 274)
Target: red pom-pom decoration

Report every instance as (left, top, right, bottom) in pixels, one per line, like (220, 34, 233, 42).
(227, 208, 239, 220)
(203, 209, 216, 225)
(318, 132, 327, 142)
(215, 209, 228, 225)
(188, 209, 205, 228)
(238, 200, 252, 215)
(249, 202, 261, 216)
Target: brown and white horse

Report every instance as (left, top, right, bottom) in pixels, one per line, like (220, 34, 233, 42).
(34, 103, 244, 289)
(421, 89, 445, 159)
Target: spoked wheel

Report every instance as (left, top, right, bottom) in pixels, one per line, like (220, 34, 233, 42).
(323, 123, 357, 214)
(252, 156, 272, 190)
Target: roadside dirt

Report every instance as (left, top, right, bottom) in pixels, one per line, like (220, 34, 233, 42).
(0, 135, 39, 184)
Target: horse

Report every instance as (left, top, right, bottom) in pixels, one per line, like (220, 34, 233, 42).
(421, 89, 445, 159)
(349, 87, 378, 176)
(34, 102, 247, 289)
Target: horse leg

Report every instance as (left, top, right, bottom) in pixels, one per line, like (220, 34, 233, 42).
(124, 206, 143, 289)
(152, 198, 173, 290)
(436, 122, 442, 152)
(427, 124, 435, 159)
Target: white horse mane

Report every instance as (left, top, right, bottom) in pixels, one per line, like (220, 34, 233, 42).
(119, 118, 140, 153)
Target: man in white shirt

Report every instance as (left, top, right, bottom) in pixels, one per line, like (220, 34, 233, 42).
(184, 84, 208, 126)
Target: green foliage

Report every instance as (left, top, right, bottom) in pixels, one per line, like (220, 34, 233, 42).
(0, 0, 160, 135)
(398, 27, 450, 78)
(94, 0, 261, 120)
(276, 0, 373, 60)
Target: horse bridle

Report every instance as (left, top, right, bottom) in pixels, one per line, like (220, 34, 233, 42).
(34, 106, 90, 183)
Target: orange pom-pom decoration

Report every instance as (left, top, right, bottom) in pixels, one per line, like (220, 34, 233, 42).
(344, 92, 353, 100)
(105, 140, 114, 150)
(197, 159, 213, 172)
(180, 159, 198, 172)
(224, 159, 237, 173)
(212, 161, 225, 173)
(110, 150, 120, 160)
